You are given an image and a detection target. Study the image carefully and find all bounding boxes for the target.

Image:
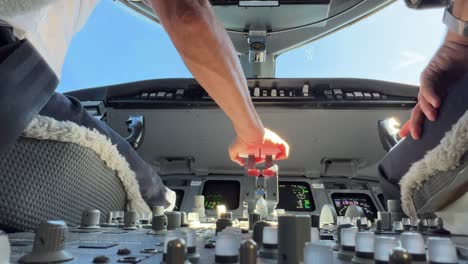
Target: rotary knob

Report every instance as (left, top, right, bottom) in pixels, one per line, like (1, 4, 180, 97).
(400, 232, 426, 262)
(0, 231, 10, 264)
(153, 206, 165, 216)
(192, 195, 206, 218)
(166, 238, 186, 264)
(374, 236, 398, 263)
(19, 220, 74, 263)
(149, 214, 167, 235)
(165, 211, 182, 230)
(79, 209, 101, 229)
(259, 226, 278, 259)
(427, 237, 458, 264)
(248, 213, 261, 230)
(304, 242, 334, 264)
(215, 233, 240, 264)
(123, 211, 139, 230)
(240, 239, 257, 264)
(352, 231, 375, 262)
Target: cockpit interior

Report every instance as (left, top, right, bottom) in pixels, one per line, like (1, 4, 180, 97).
(2, 0, 468, 263)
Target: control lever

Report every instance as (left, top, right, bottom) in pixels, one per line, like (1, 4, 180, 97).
(242, 149, 280, 217)
(125, 115, 145, 150)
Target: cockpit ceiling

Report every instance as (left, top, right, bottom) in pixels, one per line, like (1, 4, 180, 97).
(122, 0, 389, 32)
(211, 0, 365, 32)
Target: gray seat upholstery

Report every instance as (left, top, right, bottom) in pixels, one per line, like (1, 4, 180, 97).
(0, 137, 127, 232)
(410, 154, 468, 215)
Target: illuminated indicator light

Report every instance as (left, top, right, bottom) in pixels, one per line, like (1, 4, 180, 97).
(386, 117, 401, 136)
(216, 205, 227, 219)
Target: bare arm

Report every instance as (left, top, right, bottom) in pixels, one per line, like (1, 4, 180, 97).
(400, 0, 468, 139)
(452, 0, 468, 21)
(148, 0, 263, 144)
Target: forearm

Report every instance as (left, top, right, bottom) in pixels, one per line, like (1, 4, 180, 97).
(149, 0, 264, 143)
(445, 0, 468, 45)
(452, 0, 468, 21)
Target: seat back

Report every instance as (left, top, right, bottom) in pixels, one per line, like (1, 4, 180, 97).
(0, 137, 127, 232)
(399, 109, 468, 234)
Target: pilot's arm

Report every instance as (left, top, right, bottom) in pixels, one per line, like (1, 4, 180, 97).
(400, 0, 468, 139)
(149, 0, 289, 165)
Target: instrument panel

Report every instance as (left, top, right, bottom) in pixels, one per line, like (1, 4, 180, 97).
(202, 180, 241, 210)
(331, 192, 378, 220)
(164, 175, 384, 219)
(102, 78, 417, 109)
(277, 181, 315, 212)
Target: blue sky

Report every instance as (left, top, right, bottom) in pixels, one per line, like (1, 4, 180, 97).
(57, 0, 447, 93)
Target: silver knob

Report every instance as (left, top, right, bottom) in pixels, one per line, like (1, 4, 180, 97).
(165, 211, 181, 230)
(353, 231, 375, 261)
(304, 242, 334, 264)
(80, 209, 101, 229)
(427, 237, 458, 264)
(123, 211, 139, 230)
(149, 215, 167, 235)
(400, 232, 426, 261)
(0, 231, 10, 264)
(153, 206, 165, 216)
(374, 236, 398, 262)
(19, 220, 74, 263)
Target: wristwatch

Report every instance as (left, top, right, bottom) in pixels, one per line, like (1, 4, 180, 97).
(443, 1, 468, 37)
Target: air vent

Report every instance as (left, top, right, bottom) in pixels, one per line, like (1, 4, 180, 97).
(163, 179, 190, 187)
(323, 182, 347, 189)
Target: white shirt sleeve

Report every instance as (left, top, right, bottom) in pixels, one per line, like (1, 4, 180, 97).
(1, 0, 99, 77)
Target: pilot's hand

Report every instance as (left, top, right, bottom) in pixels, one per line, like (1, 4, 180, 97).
(229, 128, 290, 166)
(400, 31, 468, 139)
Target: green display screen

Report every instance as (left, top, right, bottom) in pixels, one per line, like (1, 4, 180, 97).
(277, 181, 315, 212)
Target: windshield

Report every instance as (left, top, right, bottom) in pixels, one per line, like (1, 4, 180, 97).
(57, 0, 446, 93)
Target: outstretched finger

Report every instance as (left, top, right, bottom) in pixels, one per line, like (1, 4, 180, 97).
(233, 155, 245, 166)
(418, 95, 438, 121)
(420, 74, 441, 109)
(275, 143, 289, 160)
(410, 104, 424, 140)
(399, 120, 411, 138)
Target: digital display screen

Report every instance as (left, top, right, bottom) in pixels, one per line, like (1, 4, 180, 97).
(331, 193, 377, 220)
(173, 189, 184, 211)
(202, 180, 240, 210)
(277, 181, 315, 212)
